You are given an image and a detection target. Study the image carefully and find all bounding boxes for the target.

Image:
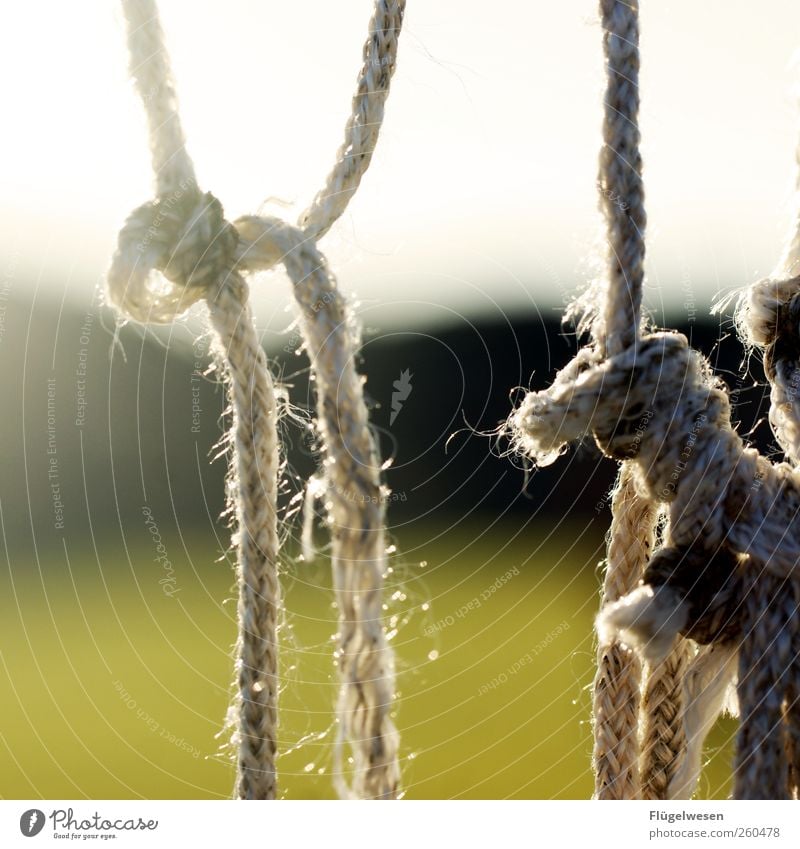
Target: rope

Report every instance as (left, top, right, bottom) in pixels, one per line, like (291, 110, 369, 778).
(592, 466, 652, 799)
(300, 0, 405, 240)
(591, 0, 647, 801)
(108, 0, 404, 799)
(729, 55, 800, 802)
(235, 218, 401, 799)
(734, 568, 794, 799)
(596, 0, 646, 360)
(208, 277, 281, 799)
(508, 0, 800, 801)
(590, 0, 687, 799)
(639, 635, 691, 799)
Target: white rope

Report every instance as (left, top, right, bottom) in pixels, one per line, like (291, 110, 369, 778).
(108, 0, 404, 799)
(727, 30, 800, 803)
(300, 0, 405, 240)
(591, 0, 648, 801)
(509, 0, 800, 801)
(730, 65, 800, 466)
(589, 0, 688, 800)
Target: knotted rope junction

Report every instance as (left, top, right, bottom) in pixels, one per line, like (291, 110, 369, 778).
(107, 0, 405, 800)
(509, 0, 800, 800)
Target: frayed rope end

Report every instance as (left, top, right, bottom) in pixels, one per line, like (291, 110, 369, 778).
(596, 584, 689, 666)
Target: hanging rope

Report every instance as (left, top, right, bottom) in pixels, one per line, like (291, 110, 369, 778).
(107, 0, 405, 799)
(583, 0, 688, 800)
(592, 467, 652, 799)
(509, 0, 800, 800)
(592, 0, 648, 800)
(726, 74, 800, 801)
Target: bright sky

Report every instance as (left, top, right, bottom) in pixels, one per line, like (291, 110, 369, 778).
(3, 0, 800, 328)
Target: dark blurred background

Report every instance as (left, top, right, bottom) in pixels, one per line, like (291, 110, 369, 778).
(4, 0, 797, 801)
(0, 283, 773, 799)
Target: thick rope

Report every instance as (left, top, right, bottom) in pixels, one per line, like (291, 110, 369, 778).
(509, 0, 800, 800)
(208, 276, 281, 799)
(590, 0, 689, 799)
(734, 568, 795, 799)
(788, 576, 800, 799)
(726, 50, 800, 801)
(108, 0, 404, 799)
(639, 636, 692, 799)
(300, 0, 405, 240)
(235, 218, 401, 798)
(592, 466, 653, 799)
(596, 0, 646, 359)
(668, 642, 737, 800)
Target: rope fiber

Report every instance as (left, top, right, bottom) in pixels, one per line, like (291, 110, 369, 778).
(510, 0, 800, 800)
(108, 0, 405, 800)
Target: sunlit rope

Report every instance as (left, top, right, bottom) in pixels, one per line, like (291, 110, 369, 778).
(509, 0, 800, 800)
(107, 0, 405, 799)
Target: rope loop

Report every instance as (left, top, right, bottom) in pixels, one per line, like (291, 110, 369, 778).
(108, 187, 238, 322)
(110, 0, 406, 800)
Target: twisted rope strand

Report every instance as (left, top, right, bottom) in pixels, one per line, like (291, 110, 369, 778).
(787, 577, 800, 798)
(592, 466, 653, 799)
(591, 0, 686, 799)
(598, 0, 646, 360)
(110, 0, 405, 799)
(236, 218, 400, 798)
(600, 0, 690, 795)
(208, 275, 281, 799)
(121, 0, 196, 197)
(640, 637, 692, 799)
(115, 0, 281, 799)
(734, 569, 795, 799)
(300, 1, 406, 240)
(668, 642, 738, 800)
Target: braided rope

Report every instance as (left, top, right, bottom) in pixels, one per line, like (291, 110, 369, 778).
(208, 276, 281, 799)
(109, 0, 404, 799)
(639, 635, 692, 799)
(591, 0, 689, 799)
(508, 0, 800, 801)
(734, 569, 795, 799)
(592, 467, 652, 799)
(591, 0, 647, 801)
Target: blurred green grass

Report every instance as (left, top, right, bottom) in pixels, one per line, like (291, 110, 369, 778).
(0, 523, 735, 799)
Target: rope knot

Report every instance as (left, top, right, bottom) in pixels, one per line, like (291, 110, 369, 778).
(643, 545, 743, 645)
(597, 543, 743, 665)
(108, 188, 238, 323)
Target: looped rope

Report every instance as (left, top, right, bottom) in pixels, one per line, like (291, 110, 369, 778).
(586, 0, 691, 800)
(642, 545, 743, 646)
(512, 331, 800, 581)
(109, 189, 238, 322)
(109, 0, 405, 800)
(511, 0, 800, 801)
(510, 199, 800, 800)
